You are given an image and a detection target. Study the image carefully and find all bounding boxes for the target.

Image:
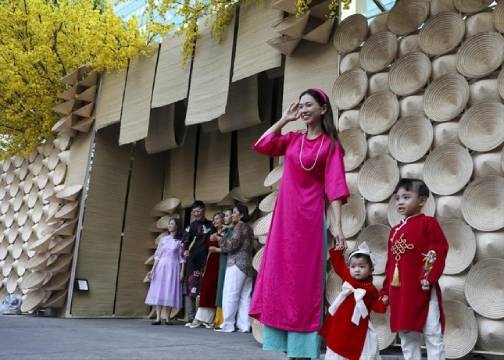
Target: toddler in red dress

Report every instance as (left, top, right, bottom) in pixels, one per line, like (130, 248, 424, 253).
(320, 242, 387, 360)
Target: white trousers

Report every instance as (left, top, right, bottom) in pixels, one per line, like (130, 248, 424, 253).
(324, 323, 381, 360)
(195, 307, 215, 324)
(221, 264, 253, 332)
(399, 289, 445, 360)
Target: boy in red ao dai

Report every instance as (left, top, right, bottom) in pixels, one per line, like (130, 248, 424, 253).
(380, 179, 449, 360)
(320, 242, 387, 360)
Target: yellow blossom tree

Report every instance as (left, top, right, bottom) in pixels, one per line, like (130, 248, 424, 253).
(0, 0, 170, 156)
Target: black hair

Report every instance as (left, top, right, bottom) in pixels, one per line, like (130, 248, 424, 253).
(191, 200, 206, 210)
(213, 211, 224, 220)
(394, 178, 430, 198)
(349, 252, 374, 270)
(299, 89, 339, 147)
(170, 217, 184, 240)
(234, 203, 250, 222)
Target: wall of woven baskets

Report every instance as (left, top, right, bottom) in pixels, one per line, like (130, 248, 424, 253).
(252, 0, 504, 357)
(0, 66, 97, 314)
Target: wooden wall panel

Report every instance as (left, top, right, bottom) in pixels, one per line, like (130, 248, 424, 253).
(70, 126, 131, 316)
(114, 148, 164, 316)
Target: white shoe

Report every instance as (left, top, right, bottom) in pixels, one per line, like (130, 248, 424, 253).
(188, 320, 202, 328)
(202, 322, 214, 329)
(214, 327, 234, 333)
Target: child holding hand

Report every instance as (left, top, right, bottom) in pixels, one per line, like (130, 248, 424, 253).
(320, 242, 387, 360)
(380, 178, 448, 360)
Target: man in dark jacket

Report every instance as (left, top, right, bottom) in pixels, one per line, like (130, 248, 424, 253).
(183, 200, 213, 323)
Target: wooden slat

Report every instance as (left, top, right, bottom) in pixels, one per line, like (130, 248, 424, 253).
(164, 125, 197, 208)
(151, 36, 191, 108)
(195, 130, 231, 203)
(114, 148, 164, 316)
(70, 126, 131, 316)
(238, 123, 271, 198)
(119, 50, 159, 145)
(282, 41, 339, 133)
(185, 18, 235, 126)
(232, 0, 282, 82)
(218, 75, 262, 132)
(95, 70, 127, 130)
(64, 130, 93, 187)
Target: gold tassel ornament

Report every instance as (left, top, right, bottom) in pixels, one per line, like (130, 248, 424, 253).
(391, 262, 400, 287)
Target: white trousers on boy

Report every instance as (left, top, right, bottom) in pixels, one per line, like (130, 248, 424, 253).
(399, 289, 445, 360)
(220, 264, 253, 332)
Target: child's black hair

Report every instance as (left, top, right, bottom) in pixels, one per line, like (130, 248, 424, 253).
(349, 252, 374, 270)
(393, 178, 430, 198)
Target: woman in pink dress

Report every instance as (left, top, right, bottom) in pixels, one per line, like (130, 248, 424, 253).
(145, 218, 185, 325)
(249, 88, 349, 359)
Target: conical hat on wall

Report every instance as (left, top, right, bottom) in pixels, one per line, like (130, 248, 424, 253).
(423, 143, 473, 195)
(424, 73, 469, 122)
(388, 115, 433, 163)
(430, 0, 455, 15)
(45, 272, 70, 291)
(339, 52, 360, 73)
(356, 224, 390, 274)
(400, 162, 424, 180)
(457, 32, 504, 79)
(443, 300, 478, 359)
(386, 0, 430, 35)
(496, 0, 504, 32)
(368, 72, 389, 94)
(459, 102, 504, 152)
(333, 14, 368, 55)
(359, 31, 397, 73)
(469, 79, 500, 105)
(24, 252, 51, 271)
(339, 128, 367, 171)
(6, 273, 18, 293)
(431, 54, 458, 80)
(398, 34, 420, 57)
(252, 246, 264, 271)
(20, 271, 49, 290)
(359, 91, 399, 135)
(264, 164, 283, 187)
(387, 191, 435, 227)
(50, 236, 75, 255)
(473, 152, 503, 178)
(436, 195, 463, 219)
(370, 310, 396, 350)
(358, 155, 399, 202)
(332, 68, 368, 110)
(477, 316, 504, 353)
(453, 0, 492, 13)
(369, 13, 388, 35)
(432, 122, 460, 147)
(366, 202, 388, 226)
(20, 289, 47, 312)
(259, 191, 278, 213)
(47, 254, 72, 273)
(325, 267, 343, 304)
(439, 274, 467, 304)
(418, 12, 465, 56)
(461, 176, 504, 231)
(367, 135, 389, 158)
(400, 95, 423, 117)
(345, 172, 359, 195)
(440, 219, 476, 275)
(253, 212, 273, 237)
(338, 110, 360, 131)
(389, 52, 431, 96)
(466, 12, 495, 38)
(55, 185, 82, 201)
(333, 194, 366, 238)
(475, 231, 504, 261)
(465, 258, 504, 319)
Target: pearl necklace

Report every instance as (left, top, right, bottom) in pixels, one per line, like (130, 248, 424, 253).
(299, 133, 325, 171)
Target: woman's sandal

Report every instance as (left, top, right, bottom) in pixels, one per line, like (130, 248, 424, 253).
(165, 320, 174, 325)
(151, 320, 162, 325)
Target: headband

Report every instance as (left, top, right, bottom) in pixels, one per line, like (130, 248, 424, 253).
(311, 87, 329, 104)
(349, 241, 376, 266)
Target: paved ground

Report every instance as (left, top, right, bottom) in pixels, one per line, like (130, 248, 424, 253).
(0, 316, 487, 360)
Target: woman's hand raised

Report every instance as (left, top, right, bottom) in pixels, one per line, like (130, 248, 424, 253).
(280, 102, 300, 123)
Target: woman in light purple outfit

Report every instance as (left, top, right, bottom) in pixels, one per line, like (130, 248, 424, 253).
(145, 218, 185, 325)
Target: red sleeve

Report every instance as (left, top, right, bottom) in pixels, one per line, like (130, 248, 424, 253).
(252, 131, 294, 157)
(425, 218, 449, 285)
(379, 229, 394, 298)
(329, 248, 351, 281)
(372, 299, 387, 313)
(324, 141, 350, 204)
